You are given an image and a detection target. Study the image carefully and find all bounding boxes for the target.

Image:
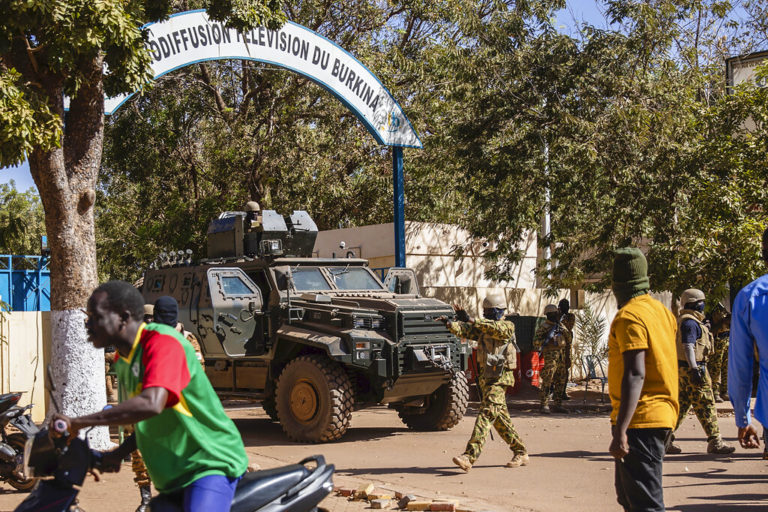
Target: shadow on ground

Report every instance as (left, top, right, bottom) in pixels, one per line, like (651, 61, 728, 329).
(234, 416, 412, 447)
(667, 493, 768, 511)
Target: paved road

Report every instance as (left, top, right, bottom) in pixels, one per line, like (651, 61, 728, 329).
(229, 402, 767, 512)
(0, 396, 765, 512)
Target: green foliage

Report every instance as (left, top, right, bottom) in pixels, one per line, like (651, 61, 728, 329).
(0, 0, 285, 167)
(96, 0, 473, 280)
(0, 69, 62, 167)
(0, 182, 46, 255)
(574, 304, 608, 364)
(445, 0, 768, 298)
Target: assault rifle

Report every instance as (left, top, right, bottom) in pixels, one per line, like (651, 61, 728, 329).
(538, 300, 570, 355)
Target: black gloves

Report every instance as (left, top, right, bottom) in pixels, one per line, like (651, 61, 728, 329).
(689, 366, 706, 386)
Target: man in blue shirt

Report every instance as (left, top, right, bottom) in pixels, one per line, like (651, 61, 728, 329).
(729, 227, 768, 452)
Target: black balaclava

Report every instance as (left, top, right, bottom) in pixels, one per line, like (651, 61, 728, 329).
(483, 308, 505, 321)
(153, 296, 179, 327)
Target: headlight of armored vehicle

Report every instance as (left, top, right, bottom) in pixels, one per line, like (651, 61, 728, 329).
(352, 315, 386, 330)
(370, 317, 386, 330)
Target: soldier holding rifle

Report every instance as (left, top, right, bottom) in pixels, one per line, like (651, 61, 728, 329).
(535, 303, 571, 414)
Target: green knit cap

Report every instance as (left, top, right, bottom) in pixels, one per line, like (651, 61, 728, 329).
(612, 247, 650, 305)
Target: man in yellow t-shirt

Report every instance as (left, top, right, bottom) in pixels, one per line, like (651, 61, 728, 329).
(608, 248, 678, 512)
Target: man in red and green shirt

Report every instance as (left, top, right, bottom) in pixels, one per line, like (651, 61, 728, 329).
(54, 281, 248, 512)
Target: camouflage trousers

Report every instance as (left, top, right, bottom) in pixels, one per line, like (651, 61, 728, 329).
(539, 349, 567, 407)
(708, 335, 729, 397)
(123, 424, 151, 487)
(463, 370, 526, 463)
(674, 366, 720, 440)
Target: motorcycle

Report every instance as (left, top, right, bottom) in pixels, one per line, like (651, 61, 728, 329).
(17, 425, 334, 512)
(0, 392, 38, 491)
(15, 368, 335, 512)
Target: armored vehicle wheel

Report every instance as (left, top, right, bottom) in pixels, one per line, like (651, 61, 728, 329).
(261, 396, 279, 422)
(397, 371, 468, 431)
(275, 355, 353, 442)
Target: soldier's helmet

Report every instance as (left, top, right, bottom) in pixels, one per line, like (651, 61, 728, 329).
(245, 201, 260, 212)
(482, 292, 506, 310)
(680, 288, 705, 307)
(543, 304, 558, 315)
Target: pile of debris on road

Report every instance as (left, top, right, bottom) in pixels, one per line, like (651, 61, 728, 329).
(334, 482, 479, 511)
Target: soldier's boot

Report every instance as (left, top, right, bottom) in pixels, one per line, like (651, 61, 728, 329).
(505, 452, 529, 468)
(714, 393, 724, 403)
(540, 404, 551, 414)
(665, 440, 682, 454)
(707, 437, 736, 455)
(551, 405, 568, 414)
(135, 485, 152, 512)
(560, 393, 571, 401)
(452, 454, 472, 472)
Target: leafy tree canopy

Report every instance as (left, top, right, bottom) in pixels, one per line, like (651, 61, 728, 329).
(0, 0, 285, 167)
(0, 182, 46, 255)
(447, 0, 768, 299)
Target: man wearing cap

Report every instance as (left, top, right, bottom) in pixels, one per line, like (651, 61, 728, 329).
(534, 304, 570, 414)
(607, 248, 678, 512)
(437, 293, 528, 472)
(728, 226, 768, 455)
(666, 289, 734, 455)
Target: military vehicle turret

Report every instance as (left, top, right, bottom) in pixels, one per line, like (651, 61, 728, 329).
(140, 207, 468, 443)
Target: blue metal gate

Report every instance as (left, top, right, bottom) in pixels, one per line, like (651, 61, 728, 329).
(0, 256, 51, 311)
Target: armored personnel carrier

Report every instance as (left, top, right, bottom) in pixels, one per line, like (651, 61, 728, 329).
(140, 207, 468, 443)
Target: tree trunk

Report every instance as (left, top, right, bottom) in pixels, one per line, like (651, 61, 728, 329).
(28, 57, 111, 449)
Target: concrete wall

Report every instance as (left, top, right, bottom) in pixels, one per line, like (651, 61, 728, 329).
(314, 221, 538, 288)
(0, 311, 50, 423)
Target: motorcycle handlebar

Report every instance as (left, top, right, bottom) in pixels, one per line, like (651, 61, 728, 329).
(52, 419, 69, 437)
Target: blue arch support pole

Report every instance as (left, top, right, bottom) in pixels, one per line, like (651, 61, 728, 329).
(393, 147, 405, 268)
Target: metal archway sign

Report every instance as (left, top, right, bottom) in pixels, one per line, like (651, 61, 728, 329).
(104, 10, 418, 266)
(106, 10, 422, 149)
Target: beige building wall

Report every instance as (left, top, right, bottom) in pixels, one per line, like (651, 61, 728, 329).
(0, 311, 50, 423)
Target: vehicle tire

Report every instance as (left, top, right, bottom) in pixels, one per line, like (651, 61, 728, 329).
(397, 371, 469, 431)
(261, 395, 279, 422)
(275, 355, 354, 442)
(6, 433, 36, 491)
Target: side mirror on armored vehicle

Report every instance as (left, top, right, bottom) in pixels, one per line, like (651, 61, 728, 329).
(383, 268, 420, 296)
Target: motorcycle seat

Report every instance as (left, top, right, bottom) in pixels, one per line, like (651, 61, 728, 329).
(231, 463, 310, 510)
(0, 393, 21, 414)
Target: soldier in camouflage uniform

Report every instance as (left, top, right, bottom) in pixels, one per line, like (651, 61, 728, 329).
(534, 304, 571, 414)
(708, 303, 730, 403)
(557, 310, 576, 401)
(666, 289, 735, 455)
(439, 293, 528, 472)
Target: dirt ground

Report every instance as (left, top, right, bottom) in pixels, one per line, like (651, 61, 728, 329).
(0, 384, 765, 512)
